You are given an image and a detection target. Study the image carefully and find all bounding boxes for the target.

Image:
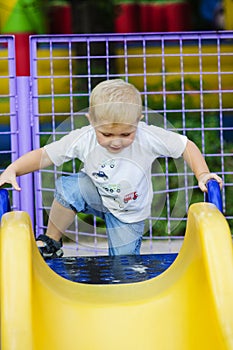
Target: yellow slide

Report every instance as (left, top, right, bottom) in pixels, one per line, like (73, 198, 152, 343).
(0, 203, 233, 350)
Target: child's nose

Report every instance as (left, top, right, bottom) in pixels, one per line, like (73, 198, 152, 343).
(111, 138, 122, 147)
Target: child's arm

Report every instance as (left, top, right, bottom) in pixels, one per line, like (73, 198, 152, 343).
(182, 140, 222, 192)
(0, 147, 52, 191)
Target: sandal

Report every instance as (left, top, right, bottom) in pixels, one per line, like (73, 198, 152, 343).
(36, 234, 64, 259)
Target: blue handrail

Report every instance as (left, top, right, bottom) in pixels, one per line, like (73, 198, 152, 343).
(0, 189, 11, 222)
(206, 179, 223, 213)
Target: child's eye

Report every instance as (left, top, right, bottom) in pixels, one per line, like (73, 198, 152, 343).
(102, 133, 112, 137)
(121, 133, 130, 137)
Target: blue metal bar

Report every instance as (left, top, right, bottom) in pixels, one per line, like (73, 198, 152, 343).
(0, 189, 11, 221)
(206, 179, 223, 213)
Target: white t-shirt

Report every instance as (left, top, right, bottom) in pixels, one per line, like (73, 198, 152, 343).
(45, 122, 187, 222)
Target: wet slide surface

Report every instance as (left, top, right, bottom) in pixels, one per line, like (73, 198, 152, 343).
(47, 253, 177, 284)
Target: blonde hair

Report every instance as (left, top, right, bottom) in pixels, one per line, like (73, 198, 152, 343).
(89, 79, 142, 125)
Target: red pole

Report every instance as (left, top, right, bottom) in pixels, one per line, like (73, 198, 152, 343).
(15, 33, 31, 76)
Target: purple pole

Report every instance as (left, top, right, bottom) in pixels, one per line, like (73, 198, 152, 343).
(16, 76, 34, 224)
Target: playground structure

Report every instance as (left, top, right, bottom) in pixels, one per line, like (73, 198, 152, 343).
(0, 182, 233, 349)
(0, 4, 233, 349)
(0, 28, 233, 350)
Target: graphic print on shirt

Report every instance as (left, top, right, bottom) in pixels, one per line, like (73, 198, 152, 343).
(92, 171, 108, 181)
(123, 191, 138, 203)
(101, 159, 116, 169)
(91, 157, 139, 209)
(102, 184, 121, 194)
(112, 189, 139, 209)
(92, 158, 115, 182)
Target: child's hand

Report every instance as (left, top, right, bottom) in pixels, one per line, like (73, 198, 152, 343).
(0, 168, 21, 191)
(198, 172, 222, 193)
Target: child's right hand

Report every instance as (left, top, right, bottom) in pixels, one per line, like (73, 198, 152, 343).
(198, 172, 222, 193)
(0, 167, 21, 191)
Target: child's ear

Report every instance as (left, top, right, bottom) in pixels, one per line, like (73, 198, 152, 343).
(85, 113, 97, 127)
(85, 113, 91, 123)
(140, 114, 144, 120)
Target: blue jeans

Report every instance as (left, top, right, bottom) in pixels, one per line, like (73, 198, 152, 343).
(54, 173, 144, 256)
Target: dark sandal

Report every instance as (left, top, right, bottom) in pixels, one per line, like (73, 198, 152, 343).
(36, 234, 63, 259)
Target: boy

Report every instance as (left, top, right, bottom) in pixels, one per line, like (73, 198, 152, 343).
(0, 79, 222, 258)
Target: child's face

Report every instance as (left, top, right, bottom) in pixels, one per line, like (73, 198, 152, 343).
(94, 122, 138, 153)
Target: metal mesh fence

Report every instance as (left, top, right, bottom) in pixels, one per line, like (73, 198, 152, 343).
(0, 36, 20, 210)
(4, 32, 233, 255)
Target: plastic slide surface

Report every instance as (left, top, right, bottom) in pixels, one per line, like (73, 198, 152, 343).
(0, 203, 233, 350)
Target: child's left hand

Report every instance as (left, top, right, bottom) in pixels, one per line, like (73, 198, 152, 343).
(198, 172, 223, 192)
